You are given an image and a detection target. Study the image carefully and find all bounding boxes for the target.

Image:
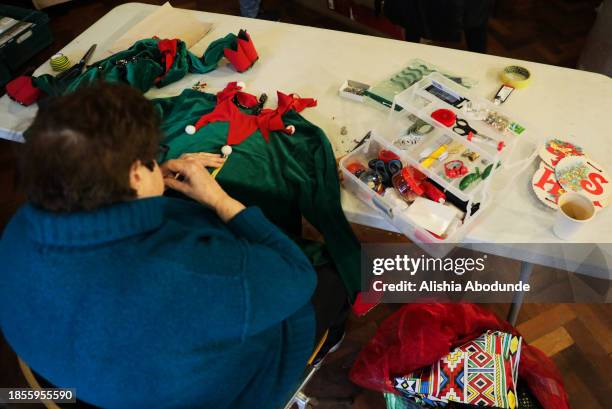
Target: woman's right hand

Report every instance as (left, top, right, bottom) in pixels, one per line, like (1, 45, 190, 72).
(161, 157, 245, 221)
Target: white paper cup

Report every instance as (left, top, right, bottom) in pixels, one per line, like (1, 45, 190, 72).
(553, 192, 595, 240)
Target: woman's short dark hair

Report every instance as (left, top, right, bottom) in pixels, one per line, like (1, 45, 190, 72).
(20, 82, 162, 212)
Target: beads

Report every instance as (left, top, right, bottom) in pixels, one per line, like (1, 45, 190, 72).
(484, 110, 510, 132)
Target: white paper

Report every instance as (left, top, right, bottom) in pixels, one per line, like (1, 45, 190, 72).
(405, 197, 457, 236)
(109, 2, 212, 53)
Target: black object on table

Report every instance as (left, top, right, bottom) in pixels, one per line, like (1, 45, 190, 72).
(0, 4, 53, 87)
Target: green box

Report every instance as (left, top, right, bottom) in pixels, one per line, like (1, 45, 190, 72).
(0, 5, 53, 87)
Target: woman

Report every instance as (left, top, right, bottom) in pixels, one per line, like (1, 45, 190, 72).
(0, 83, 346, 408)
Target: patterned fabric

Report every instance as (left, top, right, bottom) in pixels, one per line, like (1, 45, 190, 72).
(394, 331, 522, 408)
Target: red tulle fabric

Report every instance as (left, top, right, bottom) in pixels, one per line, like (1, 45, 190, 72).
(191, 83, 317, 145)
(349, 303, 570, 409)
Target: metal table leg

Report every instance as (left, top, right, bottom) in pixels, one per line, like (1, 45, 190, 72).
(507, 261, 534, 326)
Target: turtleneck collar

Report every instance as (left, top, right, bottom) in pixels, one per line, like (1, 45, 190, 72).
(23, 196, 166, 246)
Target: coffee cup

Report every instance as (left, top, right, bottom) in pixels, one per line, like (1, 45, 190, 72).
(553, 192, 595, 240)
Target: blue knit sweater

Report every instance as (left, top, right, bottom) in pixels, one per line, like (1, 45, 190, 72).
(0, 197, 317, 409)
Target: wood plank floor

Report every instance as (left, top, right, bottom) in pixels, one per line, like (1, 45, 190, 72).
(0, 1, 609, 409)
(304, 302, 612, 409)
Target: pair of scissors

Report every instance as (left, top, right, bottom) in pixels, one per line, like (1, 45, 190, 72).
(452, 117, 478, 137)
(453, 117, 502, 149)
(55, 44, 97, 83)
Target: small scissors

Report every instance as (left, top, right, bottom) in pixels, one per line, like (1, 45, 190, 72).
(452, 117, 478, 137)
(56, 44, 97, 83)
(453, 117, 498, 146)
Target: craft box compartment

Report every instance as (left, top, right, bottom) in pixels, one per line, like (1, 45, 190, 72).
(0, 5, 53, 87)
(392, 72, 539, 197)
(340, 130, 486, 255)
(339, 80, 371, 103)
(340, 72, 538, 253)
(395, 73, 533, 157)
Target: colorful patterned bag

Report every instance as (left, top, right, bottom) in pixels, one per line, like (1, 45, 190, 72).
(393, 331, 522, 408)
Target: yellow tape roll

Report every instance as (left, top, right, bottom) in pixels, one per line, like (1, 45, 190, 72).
(500, 65, 531, 89)
(50, 53, 71, 72)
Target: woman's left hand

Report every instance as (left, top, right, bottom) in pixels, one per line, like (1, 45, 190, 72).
(177, 152, 226, 168)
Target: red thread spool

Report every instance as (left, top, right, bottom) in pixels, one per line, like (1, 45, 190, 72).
(392, 167, 426, 202)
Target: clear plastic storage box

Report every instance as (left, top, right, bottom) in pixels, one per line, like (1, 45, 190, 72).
(340, 72, 538, 252)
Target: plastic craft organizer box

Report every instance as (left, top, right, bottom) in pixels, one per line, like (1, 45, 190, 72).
(340, 72, 538, 252)
(0, 5, 52, 87)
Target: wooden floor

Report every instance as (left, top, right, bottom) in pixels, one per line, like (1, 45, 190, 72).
(311, 227, 612, 409)
(0, 1, 610, 409)
(305, 301, 612, 409)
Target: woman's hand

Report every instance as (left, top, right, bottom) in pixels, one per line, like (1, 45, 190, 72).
(178, 152, 226, 168)
(161, 156, 245, 222)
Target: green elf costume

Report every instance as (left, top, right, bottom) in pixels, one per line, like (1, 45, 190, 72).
(154, 82, 361, 299)
(31, 31, 259, 97)
(9, 34, 362, 301)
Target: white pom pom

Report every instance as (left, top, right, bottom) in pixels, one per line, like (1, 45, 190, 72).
(185, 125, 196, 135)
(286, 125, 296, 135)
(236, 81, 246, 90)
(221, 145, 233, 156)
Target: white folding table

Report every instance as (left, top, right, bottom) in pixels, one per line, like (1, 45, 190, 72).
(1, 3, 610, 322)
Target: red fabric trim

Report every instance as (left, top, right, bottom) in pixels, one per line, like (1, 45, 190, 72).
(216, 81, 259, 109)
(216, 81, 244, 102)
(190, 82, 317, 145)
(238, 31, 258, 63)
(236, 91, 259, 108)
(155, 38, 178, 83)
(194, 100, 258, 145)
(276, 91, 317, 114)
(223, 47, 251, 73)
(256, 108, 286, 142)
